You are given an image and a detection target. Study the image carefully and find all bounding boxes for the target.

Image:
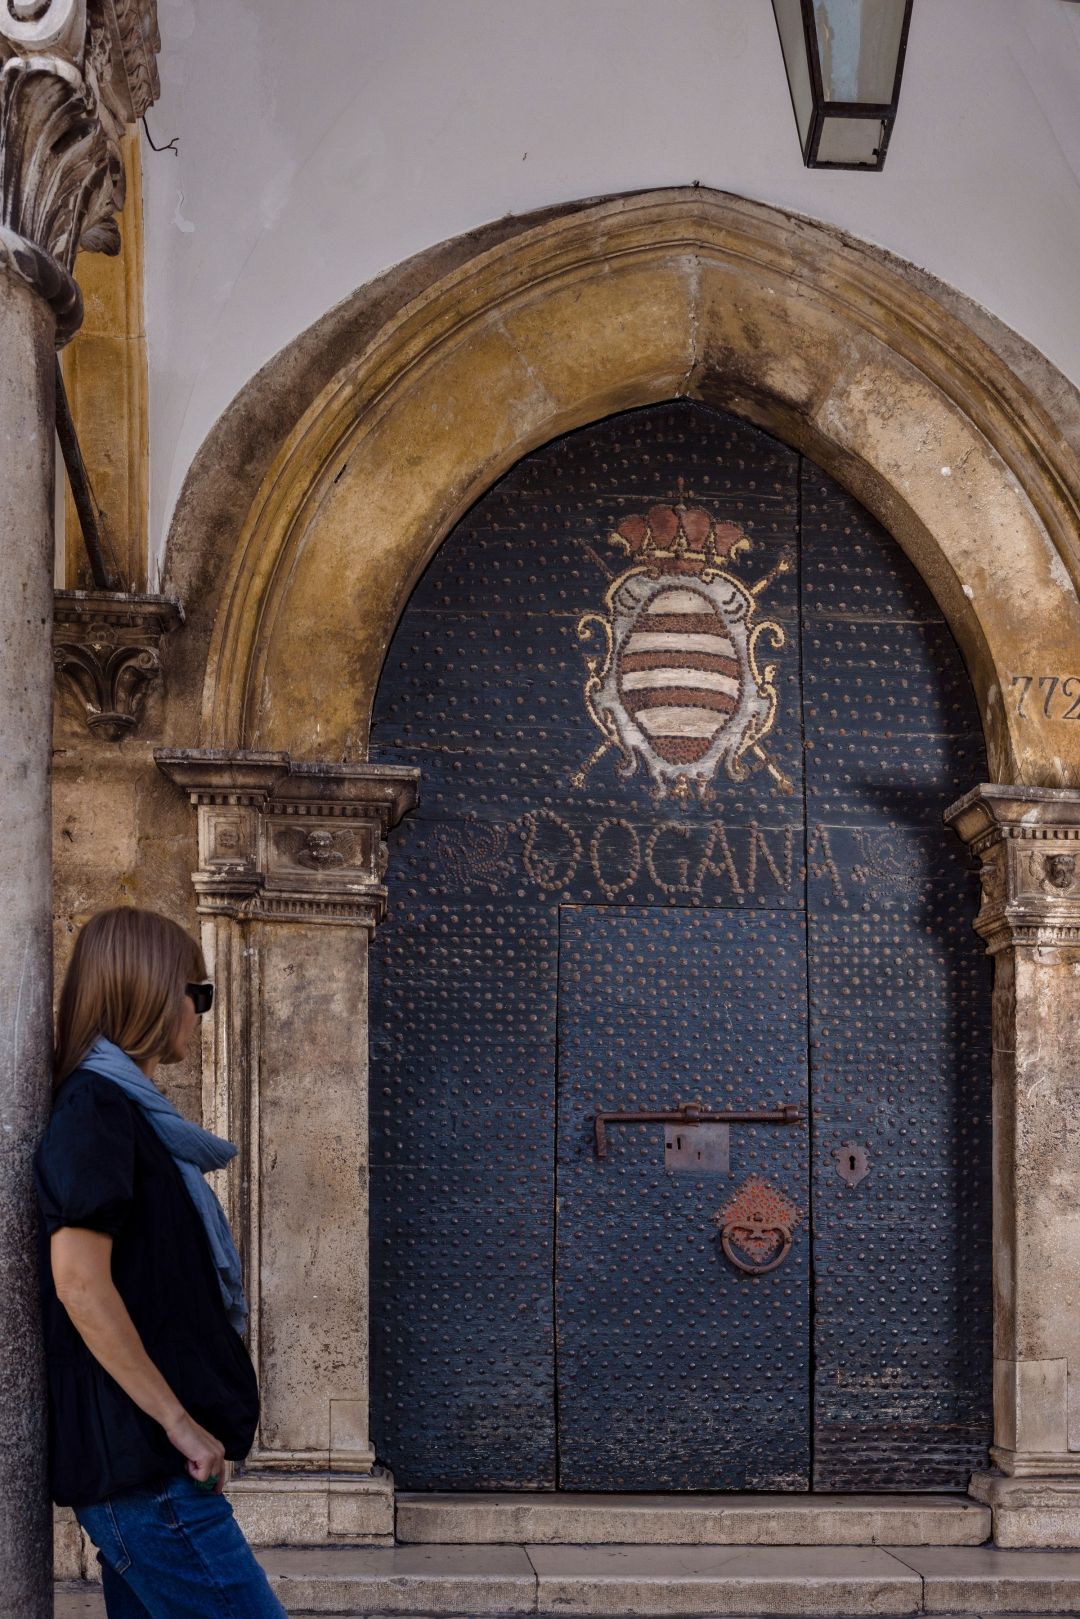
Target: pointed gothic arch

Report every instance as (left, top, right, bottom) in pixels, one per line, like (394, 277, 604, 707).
(176, 188, 1080, 789)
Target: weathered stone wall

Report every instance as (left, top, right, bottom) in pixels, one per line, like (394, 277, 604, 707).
(53, 679, 202, 1116)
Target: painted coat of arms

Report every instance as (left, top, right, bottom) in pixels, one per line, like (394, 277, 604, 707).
(573, 500, 792, 801)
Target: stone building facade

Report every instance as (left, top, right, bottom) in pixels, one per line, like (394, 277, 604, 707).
(9, 3, 1080, 1614)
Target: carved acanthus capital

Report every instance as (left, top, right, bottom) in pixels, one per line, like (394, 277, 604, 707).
(155, 749, 420, 928)
(53, 588, 182, 739)
(93, 0, 161, 128)
(0, 0, 159, 338)
(945, 784, 1080, 952)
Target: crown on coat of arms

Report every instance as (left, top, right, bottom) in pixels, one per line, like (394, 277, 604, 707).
(612, 502, 751, 575)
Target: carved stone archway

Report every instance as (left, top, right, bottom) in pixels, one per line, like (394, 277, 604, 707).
(194, 188, 1080, 784)
(159, 189, 1080, 1548)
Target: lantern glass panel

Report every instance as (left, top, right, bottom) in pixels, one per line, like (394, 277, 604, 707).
(815, 114, 887, 166)
(813, 0, 907, 104)
(772, 0, 814, 147)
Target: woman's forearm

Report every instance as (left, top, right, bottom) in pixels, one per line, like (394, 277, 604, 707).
(59, 1273, 186, 1432)
(51, 1227, 226, 1485)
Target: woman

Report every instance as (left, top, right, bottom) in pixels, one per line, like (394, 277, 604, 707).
(35, 907, 287, 1618)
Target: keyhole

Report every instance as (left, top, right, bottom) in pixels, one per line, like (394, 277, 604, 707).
(836, 1141, 868, 1186)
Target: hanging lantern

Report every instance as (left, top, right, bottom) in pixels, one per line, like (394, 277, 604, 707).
(771, 0, 914, 170)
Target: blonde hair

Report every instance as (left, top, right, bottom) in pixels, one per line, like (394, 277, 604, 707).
(55, 907, 207, 1084)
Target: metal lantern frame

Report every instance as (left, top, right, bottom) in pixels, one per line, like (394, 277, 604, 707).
(772, 0, 915, 171)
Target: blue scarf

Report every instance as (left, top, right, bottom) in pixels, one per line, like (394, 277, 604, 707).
(79, 1037, 248, 1334)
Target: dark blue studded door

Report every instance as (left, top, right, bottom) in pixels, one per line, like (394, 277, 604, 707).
(368, 400, 992, 1492)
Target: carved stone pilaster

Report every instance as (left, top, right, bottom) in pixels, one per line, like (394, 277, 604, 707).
(0, 0, 159, 341)
(53, 588, 182, 738)
(946, 784, 1080, 1544)
(155, 749, 417, 1545)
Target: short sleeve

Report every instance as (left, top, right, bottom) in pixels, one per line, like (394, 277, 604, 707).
(35, 1076, 135, 1237)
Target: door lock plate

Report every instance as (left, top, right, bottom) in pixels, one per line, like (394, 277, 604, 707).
(835, 1140, 870, 1187)
(664, 1122, 730, 1173)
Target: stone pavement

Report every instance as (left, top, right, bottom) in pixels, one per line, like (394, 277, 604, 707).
(53, 1539, 1080, 1617)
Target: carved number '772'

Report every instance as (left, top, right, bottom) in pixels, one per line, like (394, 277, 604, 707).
(1011, 674, 1080, 720)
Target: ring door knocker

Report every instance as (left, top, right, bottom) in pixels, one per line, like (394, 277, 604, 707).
(590, 1103, 803, 1278)
(714, 1174, 802, 1277)
(717, 1213, 793, 1275)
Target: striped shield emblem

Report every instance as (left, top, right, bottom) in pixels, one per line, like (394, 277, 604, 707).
(617, 584, 742, 766)
(575, 502, 790, 800)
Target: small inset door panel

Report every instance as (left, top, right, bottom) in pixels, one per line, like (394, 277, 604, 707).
(555, 906, 810, 1489)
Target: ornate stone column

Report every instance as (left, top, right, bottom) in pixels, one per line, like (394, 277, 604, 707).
(947, 785, 1080, 1546)
(156, 750, 419, 1546)
(0, 6, 157, 1613)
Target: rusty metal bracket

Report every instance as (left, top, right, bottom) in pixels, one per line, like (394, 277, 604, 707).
(593, 1100, 800, 1160)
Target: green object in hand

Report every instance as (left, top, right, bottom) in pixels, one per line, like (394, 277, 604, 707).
(196, 1474, 220, 1492)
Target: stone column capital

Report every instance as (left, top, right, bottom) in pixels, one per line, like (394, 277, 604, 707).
(945, 783, 1080, 953)
(54, 588, 183, 738)
(0, 0, 159, 342)
(155, 748, 420, 928)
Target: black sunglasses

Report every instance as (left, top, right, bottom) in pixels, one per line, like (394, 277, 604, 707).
(185, 982, 214, 1016)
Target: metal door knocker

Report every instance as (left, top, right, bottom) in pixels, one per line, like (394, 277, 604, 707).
(714, 1175, 801, 1276)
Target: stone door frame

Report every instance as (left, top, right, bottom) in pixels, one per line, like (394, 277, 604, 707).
(155, 189, 1080, 1546)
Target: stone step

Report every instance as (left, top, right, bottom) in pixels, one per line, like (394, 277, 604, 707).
(55, 1541, 1080, 1617)
(395, 1490, 992, 1546)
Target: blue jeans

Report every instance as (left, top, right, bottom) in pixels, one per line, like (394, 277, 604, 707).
(75, 1473, 288, 1618)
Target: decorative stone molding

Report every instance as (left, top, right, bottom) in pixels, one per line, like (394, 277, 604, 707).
(945, 784, 1080, 952)
(53, 588, 181, 739)
(0, 0, 159, 340)
(154, 749, 418, 926)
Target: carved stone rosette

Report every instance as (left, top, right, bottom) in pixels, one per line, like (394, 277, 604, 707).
(53, 588, 182, 738)
(0, 0, 160, 341)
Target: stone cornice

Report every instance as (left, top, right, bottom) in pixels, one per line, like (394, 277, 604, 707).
(155, 749, 290, 806)
(155, 749, 420, 928)
(946, 784, 1080, 952)
(0, 0, 158, 338)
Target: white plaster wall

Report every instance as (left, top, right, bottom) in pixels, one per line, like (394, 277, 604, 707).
(143, 0, 1080, 585)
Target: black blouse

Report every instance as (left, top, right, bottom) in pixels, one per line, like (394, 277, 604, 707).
(34, 1068, 259, 1507)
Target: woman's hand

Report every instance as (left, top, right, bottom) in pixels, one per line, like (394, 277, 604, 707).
(164, 1412, 228, 1494)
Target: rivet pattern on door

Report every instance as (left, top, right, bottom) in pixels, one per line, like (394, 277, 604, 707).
(368, 402, 992, 1493)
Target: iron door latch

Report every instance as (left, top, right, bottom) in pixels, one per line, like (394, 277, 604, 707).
(593, 1100, 801, 1160)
